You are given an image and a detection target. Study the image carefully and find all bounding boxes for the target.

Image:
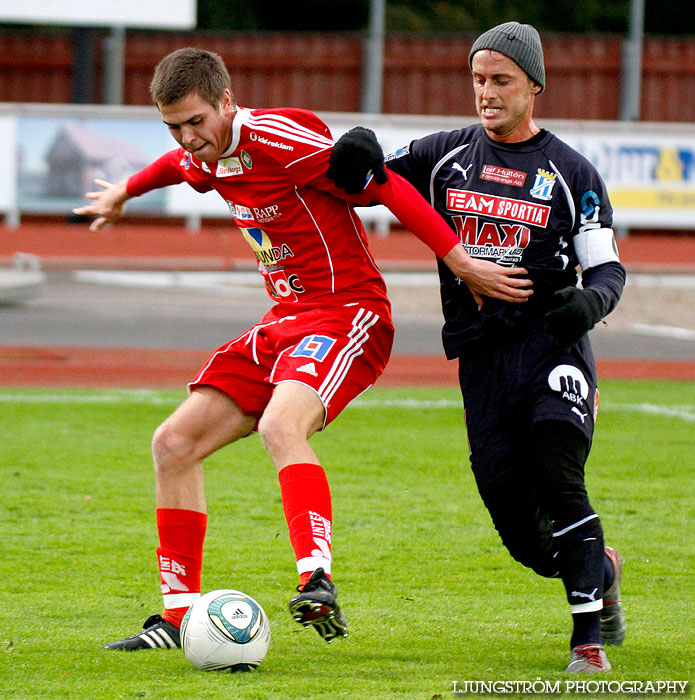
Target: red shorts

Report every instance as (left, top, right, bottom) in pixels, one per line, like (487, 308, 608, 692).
(189, 303, 394, 428)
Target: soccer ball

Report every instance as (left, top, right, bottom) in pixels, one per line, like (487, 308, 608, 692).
(181, 589, 270, 672)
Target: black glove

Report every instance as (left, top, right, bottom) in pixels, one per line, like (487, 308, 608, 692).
(544, 286, 603, 348)
(327, 127, 388, 194)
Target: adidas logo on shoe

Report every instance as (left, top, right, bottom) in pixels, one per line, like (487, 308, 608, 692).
(104, 615, 181, 651)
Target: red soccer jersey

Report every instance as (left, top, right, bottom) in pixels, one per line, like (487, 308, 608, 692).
(127, 106, 461, 315)
(129, 106, 391, 313)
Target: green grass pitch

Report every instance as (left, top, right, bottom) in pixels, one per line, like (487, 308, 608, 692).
(1, 382, 693, 699)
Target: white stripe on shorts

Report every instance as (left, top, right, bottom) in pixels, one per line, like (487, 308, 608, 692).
(319, 308, 379, 405)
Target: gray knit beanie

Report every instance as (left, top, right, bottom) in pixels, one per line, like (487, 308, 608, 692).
(468, 21, 545, 93)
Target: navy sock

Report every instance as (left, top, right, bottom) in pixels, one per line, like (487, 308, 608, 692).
(571, 610, 602, 648)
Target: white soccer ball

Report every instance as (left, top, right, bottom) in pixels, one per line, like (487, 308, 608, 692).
(181, 589, 270, 672)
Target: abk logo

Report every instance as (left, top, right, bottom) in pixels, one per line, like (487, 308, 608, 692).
(291, 335, 336, 362)
(548, 365, 589, 407)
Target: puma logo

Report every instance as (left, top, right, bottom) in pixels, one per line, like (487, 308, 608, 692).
(572, 406, 588, 423)
(452, 162, 473, 179)
(571, 587, 599, 602)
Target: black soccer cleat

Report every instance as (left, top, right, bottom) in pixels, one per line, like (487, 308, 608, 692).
(104, 614, 181, 651)
(601, 546, 626, 645)
(289, 567, 348, 643)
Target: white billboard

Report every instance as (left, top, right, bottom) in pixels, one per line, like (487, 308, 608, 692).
(3, 105, 695, 231)
(0, 0, 196, 29)
(0, 116, 17, 214)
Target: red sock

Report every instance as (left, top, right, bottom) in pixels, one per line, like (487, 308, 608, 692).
(278, 463, 333, 586)
(156, 508, 207, 627)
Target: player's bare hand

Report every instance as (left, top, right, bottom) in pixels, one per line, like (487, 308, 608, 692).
(72, 178, 130, 231)
(442, 245, 533, 307)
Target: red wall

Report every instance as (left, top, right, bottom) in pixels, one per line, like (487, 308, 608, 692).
(0, 30, 691, 121)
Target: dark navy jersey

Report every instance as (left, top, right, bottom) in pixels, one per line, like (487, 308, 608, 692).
(386, 124, 625, 359)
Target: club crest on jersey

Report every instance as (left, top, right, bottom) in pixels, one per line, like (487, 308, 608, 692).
(529, 168, 557, 201)
(240, 150, 253, 169)
(216, 157, 244, 177)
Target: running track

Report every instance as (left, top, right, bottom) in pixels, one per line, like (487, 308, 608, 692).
(2, 223, 694, 386)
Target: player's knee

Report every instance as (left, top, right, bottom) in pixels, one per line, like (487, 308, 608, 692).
(481, 491, 558, 578)
(497, 527, 559, 578)
(152, 420, 197, 472)
(257, 411, 295, 455)
(542, 480, 590, 521)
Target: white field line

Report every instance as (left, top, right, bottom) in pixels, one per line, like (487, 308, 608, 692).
(600, 401, 695, 422)
(0, 392, 693, 421)
(0, 391, 180, 405)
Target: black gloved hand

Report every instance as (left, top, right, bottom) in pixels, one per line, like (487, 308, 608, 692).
(327, 127, 388, 194)
(544, 286, 603, 348)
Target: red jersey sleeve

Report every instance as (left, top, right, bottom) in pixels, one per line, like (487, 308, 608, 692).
(126, 150, 187, 197)
(243, 108, 460, 260)
(363, 171, 461, 259)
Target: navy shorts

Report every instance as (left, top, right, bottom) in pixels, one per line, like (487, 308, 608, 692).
(458, 330, 598, 488)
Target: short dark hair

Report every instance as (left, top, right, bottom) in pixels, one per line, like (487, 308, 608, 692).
(150, 47, 236, 108)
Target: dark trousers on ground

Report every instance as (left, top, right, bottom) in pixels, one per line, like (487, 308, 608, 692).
(458, 332, 607, 612)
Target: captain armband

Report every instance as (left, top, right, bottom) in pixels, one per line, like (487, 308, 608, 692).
(573, 227, 620, 270)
